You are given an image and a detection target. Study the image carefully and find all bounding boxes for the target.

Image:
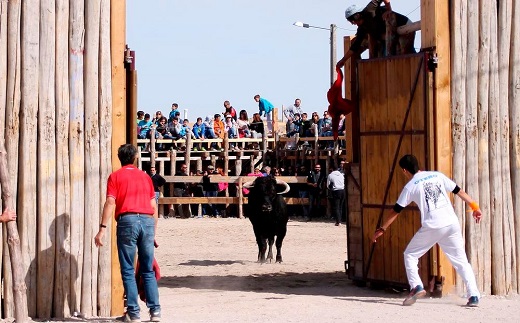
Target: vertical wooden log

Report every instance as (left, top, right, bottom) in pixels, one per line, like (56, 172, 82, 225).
(477, 0, 492, 294)
(3, 0, 22, 316)
(0, 147, 29, 323)
(488, 0, 506, 295)
(510, 0, 520, 293)
(238, 177, 244, 219)
(37, 0, 57, 318)
(261, 130, 267, 164)
(211, 154, 216, 169)
(185, 129, 192, 174)
(69, 0, 85, 314)
(465, 0, 481, 284)
(150, 126, 156, 168)
(110, 0, 126, 314)
(19, 0, 39, 316)
(83, 0, 101, 317)
(497, 0, 516, 292)
(196, 158, 202, 173)
(0, 5, 7, 310)
(250, 155, 254, 173)
(98, 0, 113, 315)
(314, 123, 319, 166)
(55, 0, 72, 317)
(223, 132, 229, 175)
(0, 0, 7, 131)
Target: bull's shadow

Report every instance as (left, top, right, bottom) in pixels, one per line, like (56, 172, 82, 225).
(158, 271, 403, 299)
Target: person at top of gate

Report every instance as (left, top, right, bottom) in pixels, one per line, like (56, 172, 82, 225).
(372, 154, 481, 308)
(336, 0, 416, 68)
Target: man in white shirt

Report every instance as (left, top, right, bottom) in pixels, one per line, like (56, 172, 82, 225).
(327, 164, 345, 226)
(372, 154, 482, 307)
(284, 98, 304, 122)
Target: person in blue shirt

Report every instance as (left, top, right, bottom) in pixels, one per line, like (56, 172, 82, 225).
(137, 113, 153, 139)
(192, 117, 206, 151)
(168, 103, 179, 121)
(254, 94, 274, 134)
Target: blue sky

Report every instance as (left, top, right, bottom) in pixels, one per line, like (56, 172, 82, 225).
(127, 0, 420, 120)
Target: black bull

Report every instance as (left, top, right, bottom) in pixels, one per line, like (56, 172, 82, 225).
(244, 176, 290, 263)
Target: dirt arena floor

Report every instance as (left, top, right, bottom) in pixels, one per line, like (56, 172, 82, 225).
(29, 216, 519, 323)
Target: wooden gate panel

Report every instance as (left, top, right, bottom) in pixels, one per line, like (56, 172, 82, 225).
(351, 54, 429, 287)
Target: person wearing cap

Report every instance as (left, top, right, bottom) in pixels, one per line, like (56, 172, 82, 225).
(224, 114, 238, 139)
(336, 0, 416, 68)
(327, 163, 345, 226)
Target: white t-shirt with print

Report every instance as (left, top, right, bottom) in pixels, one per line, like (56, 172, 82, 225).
(396, 171, 459, 229)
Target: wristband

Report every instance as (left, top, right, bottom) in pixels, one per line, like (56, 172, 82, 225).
(469, 202, 479, 211)
(99, 223, 107, 228)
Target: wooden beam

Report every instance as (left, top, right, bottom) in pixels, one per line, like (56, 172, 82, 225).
(159, 197, 311, 206)
(421, 0, 454, 294)
(110, 0, 126, 316)
(397, 21, 421, 35)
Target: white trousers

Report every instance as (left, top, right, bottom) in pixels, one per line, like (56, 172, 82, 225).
(265, 111, 273, 132)
(404, 223, 480, 298)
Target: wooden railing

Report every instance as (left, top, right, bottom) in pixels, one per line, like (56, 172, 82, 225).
(159, 175, 309, 219)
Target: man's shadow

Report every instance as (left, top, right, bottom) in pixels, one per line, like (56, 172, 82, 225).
(26, 213, 79, 318)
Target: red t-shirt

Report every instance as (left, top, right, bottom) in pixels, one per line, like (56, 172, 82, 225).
(107, 165, 156, 218)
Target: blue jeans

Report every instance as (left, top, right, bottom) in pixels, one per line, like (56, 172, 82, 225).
(117, 214, 160, 318)
(203, 191, 218, 216)
(298, 190, 310, 218)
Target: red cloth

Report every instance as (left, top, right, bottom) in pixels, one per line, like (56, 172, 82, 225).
(327, 67, 355, 139)
(135, 258, 161, 302)
(106, 165, 156, 219)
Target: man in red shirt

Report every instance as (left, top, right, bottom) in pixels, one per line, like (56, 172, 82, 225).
(94, 144, 161, 322)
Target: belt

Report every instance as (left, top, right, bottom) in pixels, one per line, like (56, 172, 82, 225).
(118, 212, 154, 220)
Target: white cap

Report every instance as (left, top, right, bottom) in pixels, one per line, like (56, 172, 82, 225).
(345, 5, 362, 20)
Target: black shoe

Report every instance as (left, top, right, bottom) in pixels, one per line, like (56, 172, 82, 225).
(466, 296, 479, 307)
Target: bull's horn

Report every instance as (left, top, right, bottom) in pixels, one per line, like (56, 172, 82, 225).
(276, 179, 290, 195)
(243, 181, 255, 189)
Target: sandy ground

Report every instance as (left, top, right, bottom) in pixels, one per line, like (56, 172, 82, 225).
(28, 216, 519, 323)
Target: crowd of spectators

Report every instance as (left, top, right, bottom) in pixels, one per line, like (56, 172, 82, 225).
(136, 97, 346, 151)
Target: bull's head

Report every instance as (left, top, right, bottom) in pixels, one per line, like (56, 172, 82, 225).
(243, 176, 290, 213)
(243, 176, 290, 195)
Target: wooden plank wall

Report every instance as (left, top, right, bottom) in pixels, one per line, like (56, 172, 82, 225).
(358, 55, 429, 286)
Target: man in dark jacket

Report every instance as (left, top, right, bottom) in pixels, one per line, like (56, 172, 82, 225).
(306, 163, 326, 220)
(174, 164, 191, 218)
(202, 165, 219, 217)
(337, 0, 415, 67)
(150, 166, 166, 217)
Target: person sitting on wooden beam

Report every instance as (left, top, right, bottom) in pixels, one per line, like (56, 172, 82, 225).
(336, 0, 416, 68)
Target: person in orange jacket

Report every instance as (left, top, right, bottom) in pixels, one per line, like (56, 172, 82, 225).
(213, 114, 225, 139)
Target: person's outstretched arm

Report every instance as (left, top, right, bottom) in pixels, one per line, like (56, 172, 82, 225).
(456, 189, 482, 223)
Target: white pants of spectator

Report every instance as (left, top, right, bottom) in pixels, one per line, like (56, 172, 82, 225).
(265, 111, 272, 133)
(404, 223, 480, 298)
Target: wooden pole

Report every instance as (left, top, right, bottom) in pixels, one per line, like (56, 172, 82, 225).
(20, 0, 40, 316)
(150, 126, 156, 168)
(477, 0, 492, 294)
(510, 0, 520, 293)
(0, 145, 29, 323)
(3, 0, 21, 316)
(488, 0, 506, 294)
(37, 0, 57, 318)
(98, 0, 113, 315)
(0, 1, 7, 318)
(450, 0, 467, 238)
(55, 0, 73, 317)
(83, 0, 102, 316)
(497, 0, 516, 291)
(185, 129, 192, 174)
(110, 0, 126, 315)
(314, 123, 319, 166)
(238, 177, 244, 219)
